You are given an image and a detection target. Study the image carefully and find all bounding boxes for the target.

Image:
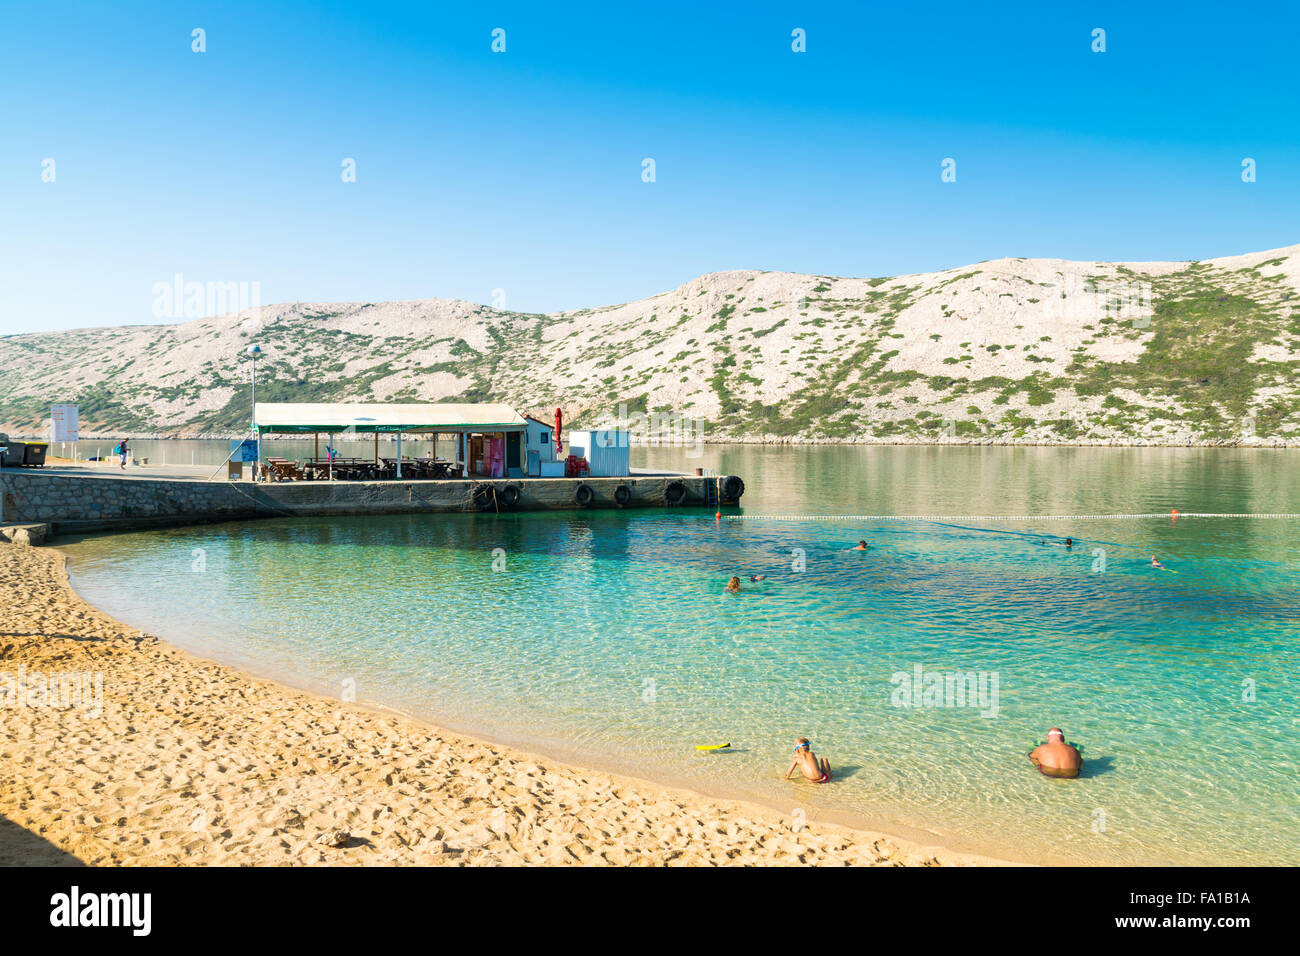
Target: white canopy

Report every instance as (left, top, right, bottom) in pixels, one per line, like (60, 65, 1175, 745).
(253, 402, 527, 433)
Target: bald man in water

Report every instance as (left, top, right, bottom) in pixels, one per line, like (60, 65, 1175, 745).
(1029, 727, 1083, 779)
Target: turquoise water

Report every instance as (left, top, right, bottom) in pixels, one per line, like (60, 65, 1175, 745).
(59, 446, 1300, 864)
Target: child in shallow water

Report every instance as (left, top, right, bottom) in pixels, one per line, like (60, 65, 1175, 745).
(785, 737, 832, 783)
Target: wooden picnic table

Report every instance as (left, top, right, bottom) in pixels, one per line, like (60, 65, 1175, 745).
(380, 458, 458, 479)
(304, 457, 375, 481)
(264, 457, 306, 481)
(295, 457, 463, 481)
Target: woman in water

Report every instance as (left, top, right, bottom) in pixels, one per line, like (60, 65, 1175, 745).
(725, 576, 742, 592)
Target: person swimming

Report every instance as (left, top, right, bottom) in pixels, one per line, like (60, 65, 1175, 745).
(850, 540, 868, 551)
(1028, 727, 1083, 779)
(748, 574, 766, 582)
(1151, 555, 1166, 569)
(785, 737, 832, 783)
(725, 576, 742, 592)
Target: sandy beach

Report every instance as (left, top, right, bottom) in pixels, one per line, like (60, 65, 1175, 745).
(0, 541, 995, 866)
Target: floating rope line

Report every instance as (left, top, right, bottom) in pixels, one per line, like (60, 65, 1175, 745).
(720, 512, 1300, 521)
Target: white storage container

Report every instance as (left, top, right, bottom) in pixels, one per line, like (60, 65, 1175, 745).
(567, 429, 630, 477)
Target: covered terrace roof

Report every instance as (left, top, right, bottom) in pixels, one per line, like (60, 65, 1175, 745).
(253, 402, 527, 434)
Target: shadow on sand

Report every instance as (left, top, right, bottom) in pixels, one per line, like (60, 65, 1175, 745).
(0, 814, 85, 866)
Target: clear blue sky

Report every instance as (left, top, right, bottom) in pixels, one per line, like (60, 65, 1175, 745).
(2, 0, 1297, 334)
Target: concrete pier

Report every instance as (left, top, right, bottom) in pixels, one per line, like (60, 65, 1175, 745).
(0, 469, 745, 535)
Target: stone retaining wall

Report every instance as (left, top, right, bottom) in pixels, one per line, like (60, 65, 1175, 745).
(0, 471, 742, 534)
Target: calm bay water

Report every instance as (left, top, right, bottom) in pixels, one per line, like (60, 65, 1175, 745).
(59, 445, 1300, 864)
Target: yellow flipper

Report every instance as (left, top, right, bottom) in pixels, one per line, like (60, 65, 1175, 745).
(695, 742, 731, 751)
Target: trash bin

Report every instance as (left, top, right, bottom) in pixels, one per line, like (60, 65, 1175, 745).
(0, 436, 25, 467)
(22, 442, 48, 466)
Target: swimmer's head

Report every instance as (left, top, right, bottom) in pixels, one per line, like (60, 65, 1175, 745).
(795, 737, 810, 751)
(727, 576, 741, 588)
(858, 540, 867, 547)
(1065, 537, 1073, 547)
(1047, 727, 1065, 742)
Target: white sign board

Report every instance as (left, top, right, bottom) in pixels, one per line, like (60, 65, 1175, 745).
(50, 403, 79, 442)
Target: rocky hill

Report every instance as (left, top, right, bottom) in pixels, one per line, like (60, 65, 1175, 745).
(2, 244, 1298, 444)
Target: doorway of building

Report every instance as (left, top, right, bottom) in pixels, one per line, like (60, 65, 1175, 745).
(506, 432, 521, 474)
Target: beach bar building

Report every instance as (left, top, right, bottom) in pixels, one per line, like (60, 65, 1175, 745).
(523, 415, 560, 476)
(253, 402, 531, 479)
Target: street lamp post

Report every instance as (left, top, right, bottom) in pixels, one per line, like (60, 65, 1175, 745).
(246, 344, 262, 481)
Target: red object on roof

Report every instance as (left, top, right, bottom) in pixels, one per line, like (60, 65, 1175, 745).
(554, 407, 563, 453)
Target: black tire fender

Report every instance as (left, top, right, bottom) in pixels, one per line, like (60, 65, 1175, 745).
(665, 480, 687, 505)
(574, 483, 595, 506)
(613, 484, 632, 506)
